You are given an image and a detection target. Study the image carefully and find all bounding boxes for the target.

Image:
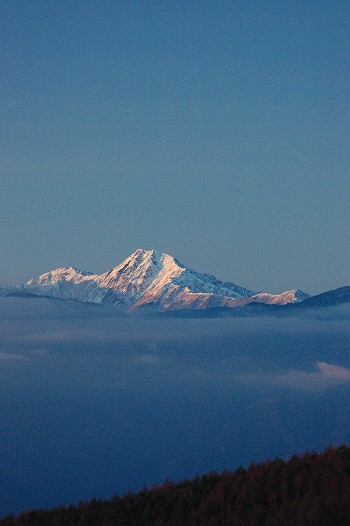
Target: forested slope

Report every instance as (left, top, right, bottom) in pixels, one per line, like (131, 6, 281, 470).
(1, 445, 349, 526)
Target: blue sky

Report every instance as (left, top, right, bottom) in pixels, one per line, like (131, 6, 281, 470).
(1, 0, 349, 294)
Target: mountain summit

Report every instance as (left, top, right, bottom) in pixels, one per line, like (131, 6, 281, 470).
(6, 249, 308, 311)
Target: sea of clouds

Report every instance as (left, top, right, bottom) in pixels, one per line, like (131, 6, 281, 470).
(0, 296, 349, 516)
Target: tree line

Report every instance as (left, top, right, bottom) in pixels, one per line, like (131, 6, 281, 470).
(1, 445, 349, 525)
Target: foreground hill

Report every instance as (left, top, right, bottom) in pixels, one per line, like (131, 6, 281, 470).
(1, 446, 349, 526)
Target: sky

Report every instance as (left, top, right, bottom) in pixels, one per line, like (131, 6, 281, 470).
(1, 0, 349, 294)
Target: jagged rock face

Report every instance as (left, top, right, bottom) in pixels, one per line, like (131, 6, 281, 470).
(3, 249, 309, 311)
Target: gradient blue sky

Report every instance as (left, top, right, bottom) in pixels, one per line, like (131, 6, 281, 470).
(1, 0, 349, 294)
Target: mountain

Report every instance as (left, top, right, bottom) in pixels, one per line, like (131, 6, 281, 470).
(295, 286, 350, 308)
(2, 249, 308, 312)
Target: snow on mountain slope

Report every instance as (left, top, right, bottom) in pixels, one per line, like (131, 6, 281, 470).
(122, 250, 256, 310)
(9, 249, 308, 311)
(234, 289, 310, 307)
(24, 267, 103, 303)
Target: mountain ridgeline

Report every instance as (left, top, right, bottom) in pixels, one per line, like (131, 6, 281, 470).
(1, 249, 349, 313)
(0, 249, 314, 312)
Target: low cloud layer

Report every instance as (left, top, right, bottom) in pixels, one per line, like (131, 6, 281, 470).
(266, 361, 350, 390)
(0, 296, 350, 517)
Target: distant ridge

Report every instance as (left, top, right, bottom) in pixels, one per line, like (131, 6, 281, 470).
(296, 286, 350, 308)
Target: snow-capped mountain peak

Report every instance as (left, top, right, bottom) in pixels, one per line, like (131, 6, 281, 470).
(26, 267, 95, 287)
(93, 249, 186, 304)
(3, 249, 309, 311)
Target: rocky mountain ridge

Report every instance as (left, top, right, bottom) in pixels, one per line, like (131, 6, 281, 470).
(1, 249, 309, 311)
